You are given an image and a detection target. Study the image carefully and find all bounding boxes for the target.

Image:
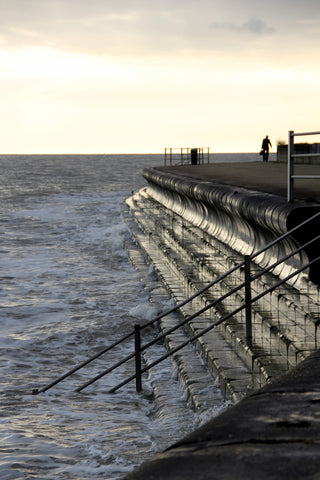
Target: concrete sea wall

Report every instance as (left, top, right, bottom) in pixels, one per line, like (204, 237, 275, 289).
(124, 350, 320, 480)
(143, 166, 320, 286)
(122, 166, 320, 479)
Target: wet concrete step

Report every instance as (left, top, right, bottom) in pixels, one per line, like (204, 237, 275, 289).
(139, 192, 319, 329)
(129, 191, 320, 357)
(126, 208, 252, 405)
(125, 236, 228, 414)
(123, 205, 257, 402)
(124, 196, 286, 390)
(124, 191, 320, 397)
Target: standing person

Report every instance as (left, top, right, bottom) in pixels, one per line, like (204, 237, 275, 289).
(261, 135, 272, 162)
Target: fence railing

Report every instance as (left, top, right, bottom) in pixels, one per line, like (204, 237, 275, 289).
(164, 147, 210, 166)
(32, 211, 320, 396)
(287, 130, 320, 202)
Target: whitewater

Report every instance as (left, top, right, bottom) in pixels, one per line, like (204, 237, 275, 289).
(0, 153, 260, 479)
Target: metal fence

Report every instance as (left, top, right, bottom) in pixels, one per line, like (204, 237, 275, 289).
(164, 147, 210, 166)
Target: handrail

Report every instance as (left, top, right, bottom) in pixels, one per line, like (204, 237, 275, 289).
(77, 231, 320, 392)
(32, 210, 320, 395)
(290, 130, 320, 137)
(287, 129, 320, 202)
(76, 235, 320, 392)
(32, 331, 134, 394)
(108, 253, 320, 393)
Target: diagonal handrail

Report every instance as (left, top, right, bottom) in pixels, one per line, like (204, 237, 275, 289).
(108, 253, 320, 393)
(32, 331, 134, 394)
(76, 232, 320, 392)
(32, 210, 320, 394)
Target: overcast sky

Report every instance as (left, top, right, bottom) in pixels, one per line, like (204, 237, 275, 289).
(1, 0, 320, 153)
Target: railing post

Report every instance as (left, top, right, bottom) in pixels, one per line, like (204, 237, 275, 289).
(244, 256, 252, 347)
(134, 324, 142, 392)
(287, 130, 294, 202)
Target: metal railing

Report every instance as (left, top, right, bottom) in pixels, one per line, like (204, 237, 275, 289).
(164, 147, 210, 166)
(32, 211, 320, 396)
(110, 252, 320, 394)
(287, 130, 320, 202)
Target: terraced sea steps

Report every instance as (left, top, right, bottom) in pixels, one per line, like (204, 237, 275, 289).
(122, 186, 320, 406)
(125, 242, 227, 425)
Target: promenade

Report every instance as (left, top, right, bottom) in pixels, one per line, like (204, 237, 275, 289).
(123, 160, 320, 480)
(164, 161, 320, 202)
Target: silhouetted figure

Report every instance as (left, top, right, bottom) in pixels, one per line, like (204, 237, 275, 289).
(261, 135, 272, 162)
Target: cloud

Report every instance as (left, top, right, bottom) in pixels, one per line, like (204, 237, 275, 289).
(0, 1, 193, 55)
(0, 1, 277, 56)
(0, 0, 317, 60)
(210, 17, 275, 35)
(242, 17, 275, 34)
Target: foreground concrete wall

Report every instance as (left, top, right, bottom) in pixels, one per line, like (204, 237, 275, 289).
(143, 167, 320, 285)
(123, 350, 320, 480)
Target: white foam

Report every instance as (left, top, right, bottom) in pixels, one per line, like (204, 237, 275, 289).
(128, 302, 161, 321)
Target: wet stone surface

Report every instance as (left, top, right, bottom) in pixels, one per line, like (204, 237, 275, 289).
(123, 351, 320, 480)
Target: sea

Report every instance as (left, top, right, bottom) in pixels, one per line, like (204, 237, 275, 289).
(0, 153, 266, 480)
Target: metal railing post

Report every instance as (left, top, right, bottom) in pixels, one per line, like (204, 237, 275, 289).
(287, 130, 294, 202)
(134, 324, 142, 392)
(244, 256, 252, 347)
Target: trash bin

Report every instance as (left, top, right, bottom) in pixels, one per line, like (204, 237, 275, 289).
(191, 148, 198, 165)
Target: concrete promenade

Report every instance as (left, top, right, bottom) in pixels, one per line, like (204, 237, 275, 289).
(164, 161, 320, 203)
(123, 161, 320, 480)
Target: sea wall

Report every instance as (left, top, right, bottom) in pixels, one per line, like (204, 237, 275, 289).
(123, 167, 320, 480)
(143, 167, 320, 285)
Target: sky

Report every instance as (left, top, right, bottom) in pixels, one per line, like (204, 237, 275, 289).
(1, 0, 320, 154)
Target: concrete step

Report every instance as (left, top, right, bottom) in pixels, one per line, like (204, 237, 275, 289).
(125, 235, 229, 413)
(129, 191, 320, 350)
(123, 206, 257, 402)
(123, 210, 254, 403)
(124, 191, 320, 398)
